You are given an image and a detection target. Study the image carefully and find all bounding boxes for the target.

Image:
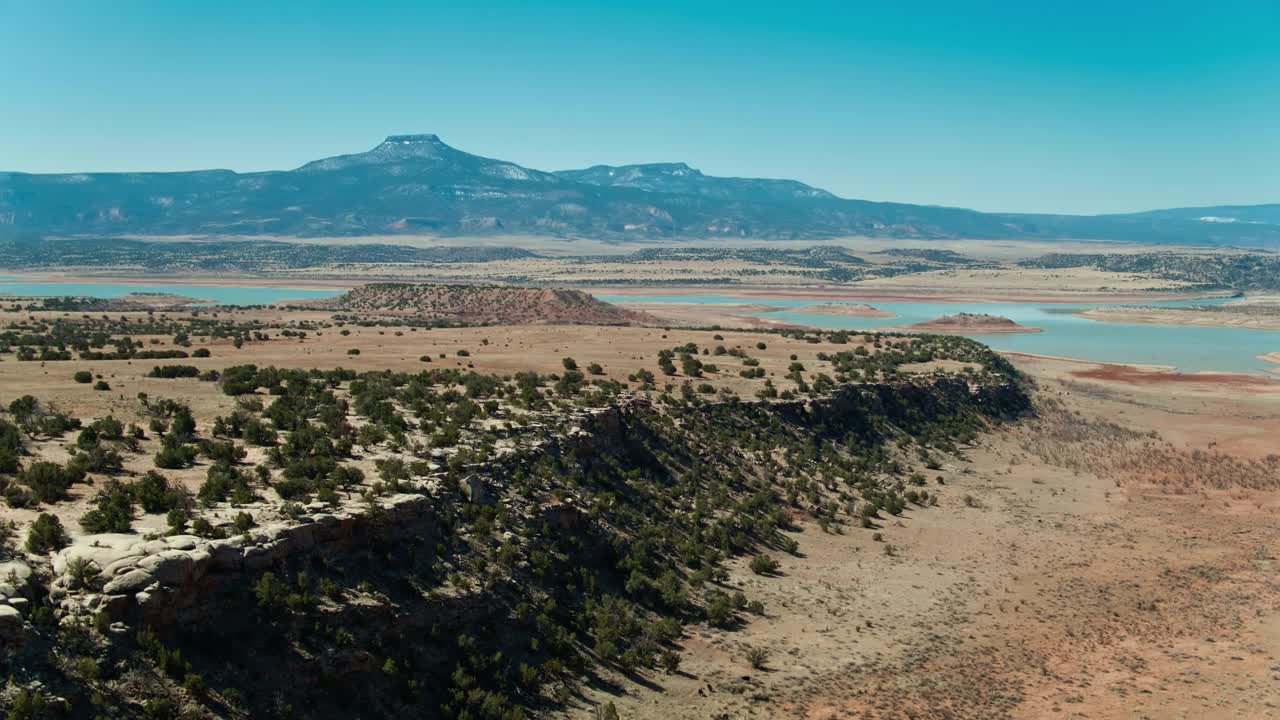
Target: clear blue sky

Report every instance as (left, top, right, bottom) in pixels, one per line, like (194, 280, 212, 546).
(2, 1, 1277, 214)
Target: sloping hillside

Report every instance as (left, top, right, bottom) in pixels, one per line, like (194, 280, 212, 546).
(329, 283, 654, 325)
(4, 134, 1275, 245)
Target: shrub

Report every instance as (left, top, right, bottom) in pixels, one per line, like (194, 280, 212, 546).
(0, 420, 21, 474)
(6, 690, 58, 720)
(254, 572, 288, 610)
(132, 471, 180, 514)
(169, 407, 198, 440)
(680, 355, 703, 377)
(90, 415, 125, 441)
(68, 442, 124, 475)
(198, 464, 254, 505)
(80, 480, 136, 533)
(147, 365, 200, 379)
(8, 395, 37, 423)
(554, 370, 584, 396)
(182, 673, 207, 696)
(155, 444, 197, 470)
(0, 445, 19, 476)
(73, 370, 93, 383)
(199, 439, 246, 465)
(26, 513, 70, 553)
(93, 380, 110, 391)
(705, 591, 734, 628)
(234, 418, 272, 446)
(65, 556, 100, 590)
(233, 511, 255, 533)
(749, 553, 779, 575)
(745, 646, 770, 670)
(659, 649, 681, 674)
(2, 483, 33, 508)
(186, 517, 220, 539)
(19, 461, 83, 503)
(272, 476, 310, 501)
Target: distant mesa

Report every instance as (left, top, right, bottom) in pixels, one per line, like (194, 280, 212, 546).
(326, 283, 656, 326)
(384, 134, 442, 144)
(903, 312, 1041, 334)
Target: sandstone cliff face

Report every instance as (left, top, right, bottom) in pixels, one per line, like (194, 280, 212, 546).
(43, 493, 438, 630)
(20, 402, 637, 639)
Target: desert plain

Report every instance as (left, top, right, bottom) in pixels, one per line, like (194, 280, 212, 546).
(0, 238, 1277, 719)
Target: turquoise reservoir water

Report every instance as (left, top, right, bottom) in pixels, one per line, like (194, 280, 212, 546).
(0, 279, 1271, 374)
(599, 294, 1280, 375)
(0, 281, 342, 306)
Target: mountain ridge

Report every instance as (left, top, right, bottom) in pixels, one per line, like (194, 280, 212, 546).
(1, 134, 1277, 246)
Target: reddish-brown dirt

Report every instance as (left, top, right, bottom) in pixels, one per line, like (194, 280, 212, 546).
(568, 354, 1280, 720)
(1070, 364, 1280, 388)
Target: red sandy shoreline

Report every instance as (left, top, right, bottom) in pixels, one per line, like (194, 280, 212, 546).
(1004, 351, 1280, 389)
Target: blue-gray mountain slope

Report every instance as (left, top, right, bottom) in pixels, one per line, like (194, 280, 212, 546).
(1, 135, 1276, 246)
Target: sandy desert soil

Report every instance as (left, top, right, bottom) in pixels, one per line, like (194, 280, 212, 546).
(1264, 353, 1280, 377)
(562, 356, 1280, 720)
(847, 266, 1204, 300)
(11, 266, 1174, 300)
(118, 234, 1241, 261)
(596, 277, 1206, 304)
(0, 315, 880, 540)
(2, 251, 1218, 302)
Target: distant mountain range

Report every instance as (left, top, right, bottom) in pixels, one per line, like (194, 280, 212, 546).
(1, 134, 1277, 247)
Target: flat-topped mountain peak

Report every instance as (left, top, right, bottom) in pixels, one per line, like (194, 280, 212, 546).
(1, 134, 1277, 245)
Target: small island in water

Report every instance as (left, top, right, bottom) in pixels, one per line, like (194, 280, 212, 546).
(792, 302, 895, 317)
(904, 312, 1042, 334)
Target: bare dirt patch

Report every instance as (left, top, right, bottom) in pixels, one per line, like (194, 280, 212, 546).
(564, 353, 1280, 719)
(1069, 363, 1280, 389)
